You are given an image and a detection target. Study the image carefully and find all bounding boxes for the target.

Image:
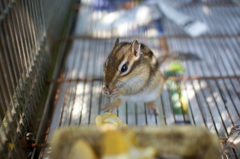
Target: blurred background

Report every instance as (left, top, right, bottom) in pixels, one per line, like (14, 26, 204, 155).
(0, 0, 240, 158)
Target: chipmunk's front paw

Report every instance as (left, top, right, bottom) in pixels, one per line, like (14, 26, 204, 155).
(102, 103, 119, 112)
(102, 99, 123, 112)
(102, 87, 123, 98)
(111, 88, 123, 98)
(102, 86, 111, 97)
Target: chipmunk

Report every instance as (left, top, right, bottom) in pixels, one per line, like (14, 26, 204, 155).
(102, 38, 164, 114)
(102, 38, 201, 114)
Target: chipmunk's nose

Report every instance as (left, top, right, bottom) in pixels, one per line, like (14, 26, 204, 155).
(103, 84, 110, 92)
(105, 83, 114, 90)
(105, 85, 109, 89)
(103, 85, 111, 96)
(103, 84, 113, 96)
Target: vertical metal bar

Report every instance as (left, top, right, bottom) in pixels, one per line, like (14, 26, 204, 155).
(65, 41, 83, 125)
(181, 82, 196, 125)
(58, 81, 71, 127)
(87, 40, 99, 125)
(18, 0, 31, 74)
(10, 3, 25, 82)
(6, 10, 27, 134)
(225, 6, 239, 36)
(14, 1, 29, 80)
(171, 38, 190, 124)
(83, 40, 95, 125)
(0, 56, 25, 159)
(0, 76, 8, 117)
(22, 0, 34, 69)
(14, 1, 31, 118)
(1, 16, 23, 123)
(212, 38, 240, 121)
(200, 38, 229, 137)
(61, 43, 79, 126)
(2, 20, 18, 87)
(205, 38, 236, 127)
(0, 29, 15, 96)
(6, 11, 21, 83)
(79, 40, 92, 125)
(24, 0, 37, 61)
(38, 0, 46, 41)
(89, 39, 102, 124)
(184, 38, 219, 134)
(170, 40, 186, 123)
(0, 48, 15, 131)
(10, 2, 30, 121)
(29, 0, 40, 51)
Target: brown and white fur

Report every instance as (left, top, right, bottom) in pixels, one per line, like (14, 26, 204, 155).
(102, 38, 164, 114)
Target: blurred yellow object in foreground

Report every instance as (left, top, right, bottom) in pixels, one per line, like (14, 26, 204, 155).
(95, 113, 155, 158)
(50, 126, 220, 159)
(102, 130, 130, 156)
(95, 113, 127, 126)
(68, 139, 97, 159)
(101, 129, 156, 159)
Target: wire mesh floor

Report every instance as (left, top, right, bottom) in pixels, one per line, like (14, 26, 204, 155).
(42, 1, 240, 159)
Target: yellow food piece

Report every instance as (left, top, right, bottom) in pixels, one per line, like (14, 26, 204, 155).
(101, 130, 130, 156)
(8, 143, 14, 149)
(180, 96, 188, 114)
(129, 146, 156, 159)
(101, 129, 156, 159)
(95, 113, 127, 126)
(102, 154, 130, 159)
(102, 147, 156, 159)
(68, 139, 97, 159)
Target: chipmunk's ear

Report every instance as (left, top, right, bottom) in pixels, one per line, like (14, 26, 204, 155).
(114, 38, 120, 46)
(132, 40, 141, 58)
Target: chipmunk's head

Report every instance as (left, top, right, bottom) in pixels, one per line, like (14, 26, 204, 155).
(103, 38, 150, 97)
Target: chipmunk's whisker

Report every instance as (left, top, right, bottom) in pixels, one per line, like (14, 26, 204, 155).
(117, 80, 125, 84)
(117, 80, 126, 86)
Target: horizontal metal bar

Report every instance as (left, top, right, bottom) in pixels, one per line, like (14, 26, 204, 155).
(166, 75, 240, 81)
(185, 1, 236, 7)
(46, 75, 240, 83)
(73, 1, 235, 10)
(59, 34, 240, 42)
(21, 143, 49, 149)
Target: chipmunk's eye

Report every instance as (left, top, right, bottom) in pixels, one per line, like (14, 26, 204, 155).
(121, 64, 128, 73)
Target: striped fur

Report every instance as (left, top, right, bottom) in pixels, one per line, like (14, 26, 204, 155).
(103, 39, 164, 103)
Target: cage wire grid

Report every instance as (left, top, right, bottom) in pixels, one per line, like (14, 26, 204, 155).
(0, 0, 72, 158)
(39, 1, 240, 159)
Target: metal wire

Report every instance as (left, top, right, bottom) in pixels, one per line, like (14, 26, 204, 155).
(0, 0, 72, 158)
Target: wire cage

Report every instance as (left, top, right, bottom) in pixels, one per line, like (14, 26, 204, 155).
(0, 0, 73, 158)
(1, 0, 240, 159)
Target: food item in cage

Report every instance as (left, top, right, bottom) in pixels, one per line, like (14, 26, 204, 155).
(50, 126, 101, 159)
(94, 112, 127, 127)
(50, 126, 156, 159)
(134, 126, 220, 159)
(68, 139, 97, 159)
(50, 126, 220, 159)
(101, 129, 156, 159)
(101, 130, 131, 156)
